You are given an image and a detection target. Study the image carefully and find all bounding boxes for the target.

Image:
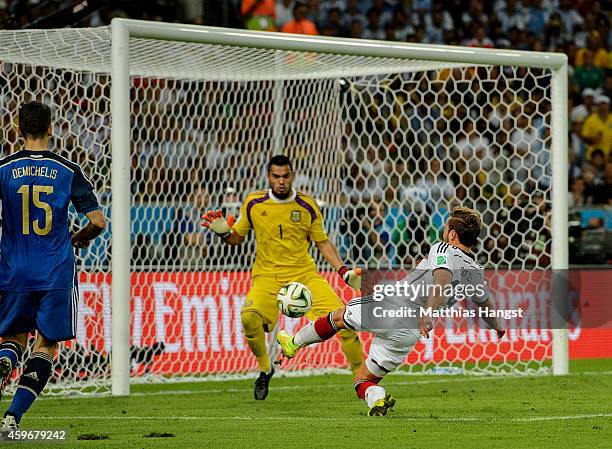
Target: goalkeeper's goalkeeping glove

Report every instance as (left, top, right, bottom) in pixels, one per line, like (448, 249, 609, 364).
(201, 210, 235, 240)
(338, 266, 362, 290)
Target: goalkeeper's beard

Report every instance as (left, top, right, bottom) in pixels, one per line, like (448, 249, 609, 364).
(271, 186, 291, 200)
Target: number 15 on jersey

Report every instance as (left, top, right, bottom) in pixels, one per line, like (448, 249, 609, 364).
(17, 184, 54, 236)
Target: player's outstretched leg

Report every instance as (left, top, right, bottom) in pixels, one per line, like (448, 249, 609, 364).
(2, 336, 56, 429)
(0, 340, 24, 402)
(277, 310, 342, 358)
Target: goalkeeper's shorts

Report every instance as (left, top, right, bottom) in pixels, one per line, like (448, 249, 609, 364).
(243, 270, 344, 331)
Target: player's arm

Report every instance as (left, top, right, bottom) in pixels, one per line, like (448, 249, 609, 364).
(468, 271, 505, 339)
(72, 210, 106, 248)
(310, 202, 361, 289)
(70, 166, 105, 249)
(225, 230, 245, 245)
(475, 298, 505, 339)
(315, 239, 344, 271)
(315, 239, 361, 289)
(472, 281, 505, 339)
(418, 267, 453, 338)
(418, 243, 456, 337)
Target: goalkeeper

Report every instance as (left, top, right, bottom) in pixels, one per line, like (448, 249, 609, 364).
(202, 155, 363, 400)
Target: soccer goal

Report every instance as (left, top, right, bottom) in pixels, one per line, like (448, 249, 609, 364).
(0, 19, 568, 396)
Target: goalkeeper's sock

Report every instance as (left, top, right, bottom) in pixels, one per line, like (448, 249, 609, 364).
(0, 341, 23, 371)
(245, 334, 271, 373)
(338, 330, 364, 374)
(294, 313, 337, 347)
(256, 354, 272, 374)
(5, 352, 52, 424)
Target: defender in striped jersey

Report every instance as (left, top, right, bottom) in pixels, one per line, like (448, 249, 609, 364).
(277, 206, 505, 416)
(0, 101, 106, 431)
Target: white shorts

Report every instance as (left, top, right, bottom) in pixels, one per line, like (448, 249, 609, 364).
(343, 297, 421, 378)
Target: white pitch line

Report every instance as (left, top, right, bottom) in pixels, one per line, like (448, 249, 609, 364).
(575, 370, 612, 376)
(25, 413, 612, 423)
(512, 413, 612, 422)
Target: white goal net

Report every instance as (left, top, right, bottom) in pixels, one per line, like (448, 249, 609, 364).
(0, 25, 560, 395)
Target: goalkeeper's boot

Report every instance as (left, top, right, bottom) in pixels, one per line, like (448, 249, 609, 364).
(368, 394, 396, 417)
(277, 331, 300, 359)
(254, 368, 274, 401)
(0, 356, 12, 402)
(0, 414, 18, 432)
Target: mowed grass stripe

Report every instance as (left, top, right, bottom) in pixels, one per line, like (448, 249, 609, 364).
(31, 369, 612, 401)
(25, 413, 612, 422)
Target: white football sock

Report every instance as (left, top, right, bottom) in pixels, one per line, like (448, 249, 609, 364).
(293, 321, 324, 347)
(365, 385, 386, 408)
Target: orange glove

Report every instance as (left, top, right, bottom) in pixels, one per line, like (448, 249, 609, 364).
(201, 210, 235, 239)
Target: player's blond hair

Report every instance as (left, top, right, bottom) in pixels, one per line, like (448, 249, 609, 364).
(447, 206, 482, 247)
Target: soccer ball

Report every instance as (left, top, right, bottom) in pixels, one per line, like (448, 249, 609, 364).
(277, 282, 312, 318)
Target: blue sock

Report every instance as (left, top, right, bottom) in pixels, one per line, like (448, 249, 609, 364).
(0, 341, 23, 371)
(5, 388, 36, 423)
(5, 352, 53, 424)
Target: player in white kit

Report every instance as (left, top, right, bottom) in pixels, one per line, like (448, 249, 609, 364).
(277, 206, 506, 416)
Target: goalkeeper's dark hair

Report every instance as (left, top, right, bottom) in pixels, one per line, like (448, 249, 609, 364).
(447, 206, 482, 247)
(18, 100, 51, 140)
(267, 155, 293, 173)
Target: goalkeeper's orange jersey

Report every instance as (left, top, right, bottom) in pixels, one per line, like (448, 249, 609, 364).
(232, 189, 328, 278)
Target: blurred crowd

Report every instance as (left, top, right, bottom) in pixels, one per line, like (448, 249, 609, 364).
(0, 0, 610, 266)
(230, 0, 612, 216)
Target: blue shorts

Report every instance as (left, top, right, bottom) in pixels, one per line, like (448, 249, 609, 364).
(0, 288, 78, 342)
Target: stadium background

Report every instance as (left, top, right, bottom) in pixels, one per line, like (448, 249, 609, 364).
(0, 6, 610, 449)
(0, 0, 610, 268)
(0, 0, 610, 382)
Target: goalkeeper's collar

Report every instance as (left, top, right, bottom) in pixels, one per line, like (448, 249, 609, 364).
(269, 188, 297, 203)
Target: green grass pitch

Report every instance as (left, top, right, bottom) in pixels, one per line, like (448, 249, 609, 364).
(4, 359, 611, 449)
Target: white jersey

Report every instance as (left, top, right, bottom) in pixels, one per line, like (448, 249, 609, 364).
(343, 241, 488, 377)
(402, 241, 489, 307)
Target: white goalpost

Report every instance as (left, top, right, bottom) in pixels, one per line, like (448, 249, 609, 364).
(0, 19, 568, 397)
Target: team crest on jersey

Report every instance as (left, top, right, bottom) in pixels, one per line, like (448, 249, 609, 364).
(290, 210, 301, 222)
(436, 255, 447, 265)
